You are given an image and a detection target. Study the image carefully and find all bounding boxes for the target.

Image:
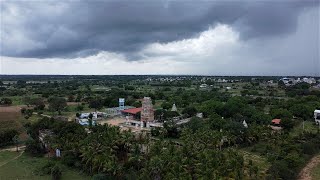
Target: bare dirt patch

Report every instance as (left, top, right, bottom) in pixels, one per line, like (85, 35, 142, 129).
(0, 106, 28, 141)
(98, 116, 126, 126)
(0, 106, 26, 113)
(67, 102, 81, 106)
(0, 112, 21, 129)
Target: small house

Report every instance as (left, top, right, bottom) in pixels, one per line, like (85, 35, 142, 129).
(271, 119, 281, 126)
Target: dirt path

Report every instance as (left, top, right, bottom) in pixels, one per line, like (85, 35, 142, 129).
(0, 151, 24, 168)
(298, 154, 320, 180)
(0, 145, 26, 152)
(0, 105, 27, 113)
(32, 112, 51, 118)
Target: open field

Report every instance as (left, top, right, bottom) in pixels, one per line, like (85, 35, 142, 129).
(98, 117, 149, 132)
(0, 106, 28, 141)
(239, 149, 270, 179)
(0, 111, 21, 131)
(2, 95, 40, 106)
(291, 121, 319, 137)
(98, 116, 126, 126)
(0, 151, 90, 180)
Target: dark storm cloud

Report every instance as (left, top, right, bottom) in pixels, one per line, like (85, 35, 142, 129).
(1, 0, 319, 58)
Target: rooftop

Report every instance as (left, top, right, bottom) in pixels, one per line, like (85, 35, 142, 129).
(121, 107, 142, 115)
(272, 119, 281, 125)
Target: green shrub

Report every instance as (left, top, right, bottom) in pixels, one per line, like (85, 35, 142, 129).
(51, 164, 62, 180)
(38, 161, 56, 175)
(0, 129, 19, 147)
(93, 174, 108, 180)
(302, 142, 317, 155)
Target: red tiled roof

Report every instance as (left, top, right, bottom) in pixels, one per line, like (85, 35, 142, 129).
(272, 119, 281, 125)
(121, 108, 142, 115)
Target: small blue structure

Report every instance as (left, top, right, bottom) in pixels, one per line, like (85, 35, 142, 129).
(119, 98, 125, 110)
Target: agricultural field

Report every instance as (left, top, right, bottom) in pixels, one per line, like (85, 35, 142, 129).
(0, 106, 28, 142)
(0, 111, 21, 131)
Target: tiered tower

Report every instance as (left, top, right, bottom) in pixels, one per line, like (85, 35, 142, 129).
(141, 97, 154, 127)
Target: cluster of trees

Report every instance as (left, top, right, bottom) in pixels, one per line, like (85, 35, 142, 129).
(284, 82, 320, 97)
(23, 97, 46, 110)
(25, 117, 255, 179)
(250, 132, 320, 179)
(0, 97, 12, 105)
(0, 129, 19, 147)
(197, 97, 271, 126)
(48, 97, 67, 115)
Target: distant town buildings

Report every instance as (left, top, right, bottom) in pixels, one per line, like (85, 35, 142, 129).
(279, 77, 317, 86)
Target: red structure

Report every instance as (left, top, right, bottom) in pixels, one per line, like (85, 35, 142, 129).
(272, 119, 281, 125)
(121, 107, 142, 115)
(121, 107, 142, 120)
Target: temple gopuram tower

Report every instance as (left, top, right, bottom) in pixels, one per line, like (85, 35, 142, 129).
(141, 97, 154, 127)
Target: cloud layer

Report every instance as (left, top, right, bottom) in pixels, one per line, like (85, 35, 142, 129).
(1, 0, 318, 58)
(0, 0, 319, 75)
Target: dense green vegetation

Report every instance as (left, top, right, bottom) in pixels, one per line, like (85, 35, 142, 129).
(1, 75, 320, 179)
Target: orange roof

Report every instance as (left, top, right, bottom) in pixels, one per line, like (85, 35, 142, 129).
(121, 108, 142, 115)
(272, 119, 281, 125)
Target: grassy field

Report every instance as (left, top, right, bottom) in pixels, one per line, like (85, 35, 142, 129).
(0, 151, 90, 180)
(311, 163, 320, 180)
(291, 121, 319, 137)
(2, 95, 40, 106)
(238, 149, 270, 179)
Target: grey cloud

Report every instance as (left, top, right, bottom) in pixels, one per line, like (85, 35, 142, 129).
(1, 0, 319, 58)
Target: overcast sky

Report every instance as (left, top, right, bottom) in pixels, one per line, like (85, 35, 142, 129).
(0, 0, 319, 76)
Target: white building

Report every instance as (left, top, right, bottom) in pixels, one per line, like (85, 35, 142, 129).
(302, 77, 316, 84)
(199, 84, 208, 88)
(243, 120, 248, 128)
(315, 110, 320, 124)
